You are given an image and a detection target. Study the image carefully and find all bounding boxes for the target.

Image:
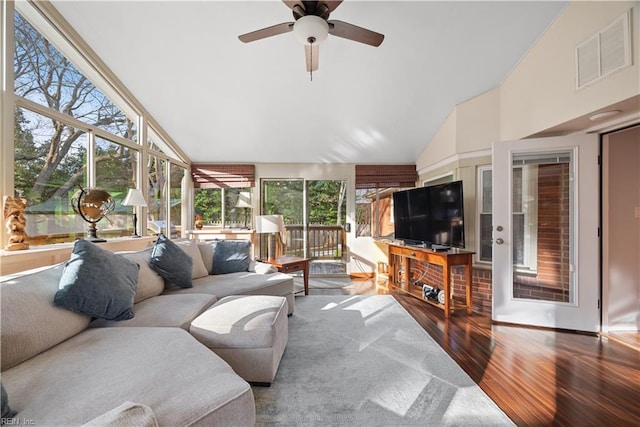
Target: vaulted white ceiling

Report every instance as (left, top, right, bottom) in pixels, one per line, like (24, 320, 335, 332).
(51, 1, 567, 164)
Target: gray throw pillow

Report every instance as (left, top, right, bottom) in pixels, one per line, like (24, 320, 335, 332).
(54, 239, 139, 321)
(148, 234, 193, 288)
(1, 383, 17, 421)
(211, 240, 251, 274)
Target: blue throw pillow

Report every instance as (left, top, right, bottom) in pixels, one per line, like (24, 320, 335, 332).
(54, 240, 139, 321)
(211, 240, 251, 275)
(149, 234, 193, 288)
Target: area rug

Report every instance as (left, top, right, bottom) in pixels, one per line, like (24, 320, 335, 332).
(309, 261, 347, 275)
(308, 277, 354, 289)
(252, 295, 514, 426)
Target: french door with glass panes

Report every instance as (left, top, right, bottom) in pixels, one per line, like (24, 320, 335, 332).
(492, 134, 600, 332)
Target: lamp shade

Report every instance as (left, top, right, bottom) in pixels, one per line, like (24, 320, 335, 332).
(122, 189, 147, 207)
(255, 215, 284, 234)
(235, 191, 252, 208)
(293, 15, 329, 45)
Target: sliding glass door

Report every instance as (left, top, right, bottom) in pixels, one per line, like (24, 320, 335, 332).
(261, 179, 347, 275)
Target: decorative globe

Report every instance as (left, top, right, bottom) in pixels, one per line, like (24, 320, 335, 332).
(71, 187, 115, 241)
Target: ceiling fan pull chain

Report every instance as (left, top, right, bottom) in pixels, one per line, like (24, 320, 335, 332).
(308, 37, 315, 82)
(310, 42, 313, 81)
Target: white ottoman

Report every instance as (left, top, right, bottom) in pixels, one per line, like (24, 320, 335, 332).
(190, 295, 288, 386)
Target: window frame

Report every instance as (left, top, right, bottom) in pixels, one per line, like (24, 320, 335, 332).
(193, 187, 254, 229)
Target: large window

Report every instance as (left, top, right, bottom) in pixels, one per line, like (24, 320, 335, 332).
(12, 10, 140, 243)
(14, 106, 89, 243)
(194, 188, 253, 228)
(191, 164, 256, 229)
(14, 12, 136, 140)
(8, 5, 188, 245)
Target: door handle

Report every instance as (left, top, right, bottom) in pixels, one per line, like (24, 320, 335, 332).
(495, 238, 504, 245)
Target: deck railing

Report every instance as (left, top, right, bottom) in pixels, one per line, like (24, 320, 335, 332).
(281, 224, 345, 260)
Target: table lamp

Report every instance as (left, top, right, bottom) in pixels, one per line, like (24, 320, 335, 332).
(255, 214, 284, 261)
(122, 188, 147, 238)
(235, 191, 252, 229)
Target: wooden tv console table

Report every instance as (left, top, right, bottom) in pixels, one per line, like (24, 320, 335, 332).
(388, 244, 475, 318)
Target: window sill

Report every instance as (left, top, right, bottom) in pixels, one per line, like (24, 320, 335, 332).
(0, 236, 156, 277)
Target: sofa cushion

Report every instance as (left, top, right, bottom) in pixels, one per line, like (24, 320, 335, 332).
(164, 272, 295, 315)
(211, 240, 251, 274)
(174, 239, 209, 279)
(1, 328, 255, 426)
(120, 248, 164, 303)
(54, 240, 139, 321)
(81, 401, 158, 427)
(149, 234, 193, 288)
(197, 242, 215, 274)
(0, 264, 91, 371)
(90, 294, 217, 330)
(166, 272, 292, 298)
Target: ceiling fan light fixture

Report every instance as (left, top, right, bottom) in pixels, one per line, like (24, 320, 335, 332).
(293, 15, 329, 45)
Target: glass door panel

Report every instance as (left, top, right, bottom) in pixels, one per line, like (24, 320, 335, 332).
(306, 180, 347, 275)
(511, 153, 572, 303)
(261, 179, 305, 258)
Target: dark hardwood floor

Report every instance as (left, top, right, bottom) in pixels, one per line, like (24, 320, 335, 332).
(302, 277, 640, 426)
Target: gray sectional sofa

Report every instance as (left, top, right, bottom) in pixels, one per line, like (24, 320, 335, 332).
(0, 237, 295, 426)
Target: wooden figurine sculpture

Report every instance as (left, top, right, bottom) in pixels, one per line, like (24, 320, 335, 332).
(3, 196, 29, 251)
(194, 214, 204, 229)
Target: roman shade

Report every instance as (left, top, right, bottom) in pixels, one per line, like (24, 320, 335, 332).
(355, 164, 417, 189)
(191, 164, 255, 188)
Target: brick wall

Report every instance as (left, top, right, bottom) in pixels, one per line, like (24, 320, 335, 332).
(410, 264, 494, 314)
(513, 163, 570, 302)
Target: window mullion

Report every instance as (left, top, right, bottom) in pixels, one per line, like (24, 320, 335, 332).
(87, 130, 96, 187)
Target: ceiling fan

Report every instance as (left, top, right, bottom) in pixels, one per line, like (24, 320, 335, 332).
(238, 1, 384, 77)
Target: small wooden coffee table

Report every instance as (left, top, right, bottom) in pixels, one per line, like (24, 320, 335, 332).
(264, 256, 310, 295)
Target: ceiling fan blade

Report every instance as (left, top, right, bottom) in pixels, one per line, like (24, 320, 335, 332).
(305, 44, 319, 72)
(328, 20, 384, 47)
(238, 22, 294, 43)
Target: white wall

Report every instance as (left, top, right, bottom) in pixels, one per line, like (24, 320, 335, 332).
(500, 1, 640, 140)
(416, 109, 457, 171)
(457, 88, 500, 153)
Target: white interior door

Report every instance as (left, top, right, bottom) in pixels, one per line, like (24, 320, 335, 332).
(492, 134, 600, 332)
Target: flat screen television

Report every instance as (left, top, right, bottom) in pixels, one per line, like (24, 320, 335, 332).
(392, 181, 465, 249)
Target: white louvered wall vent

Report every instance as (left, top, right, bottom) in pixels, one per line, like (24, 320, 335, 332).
(575, 10, 632, 90)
